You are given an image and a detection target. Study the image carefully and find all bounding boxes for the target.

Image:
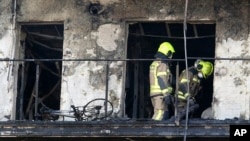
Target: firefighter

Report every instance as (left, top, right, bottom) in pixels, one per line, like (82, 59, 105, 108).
(149, 42, 175, 121)
(173, 59, 213, 124)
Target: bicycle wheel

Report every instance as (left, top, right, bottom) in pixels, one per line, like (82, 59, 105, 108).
(82, 98, 113, 120)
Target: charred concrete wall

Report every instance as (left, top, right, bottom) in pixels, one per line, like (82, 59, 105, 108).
(0, 0, 17, 121)
(0, 0, 249, 121)
(213, 0, 250, 120)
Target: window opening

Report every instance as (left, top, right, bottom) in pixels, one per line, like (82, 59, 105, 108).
(17, 24, 63, 120)
(125, 22, 215, 119)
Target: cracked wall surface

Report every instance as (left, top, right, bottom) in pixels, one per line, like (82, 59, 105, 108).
(0, 0, 16, 121)
(0, 0, 250, 121)
(213, 0, 250, 120)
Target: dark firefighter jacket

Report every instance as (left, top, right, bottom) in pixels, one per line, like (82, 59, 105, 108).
(178, 67, 201, 100)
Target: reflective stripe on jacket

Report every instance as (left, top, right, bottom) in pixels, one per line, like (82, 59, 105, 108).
(149, 60, 173, 97)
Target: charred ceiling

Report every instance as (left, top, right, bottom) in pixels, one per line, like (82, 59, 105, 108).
(21, 24, 63, 57)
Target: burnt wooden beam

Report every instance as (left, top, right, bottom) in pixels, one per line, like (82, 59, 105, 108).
(132, 57, 139, 119)
(29, 51, 61, 77)
(54, 25, 62, 37)
(174, 62, 179, 119)
(39, 62, 61, 77)
(138, 23, 144, 35)
(165, 23, 171, 37)
(193, 24, 198, 37)
(40, 80, 61, 102)
(25, 80, 60, 120)
(138, 61, 145, 118)
(29, 32, 63, 40)
(55, 61, 61, 75)
(25, 85, 35, 119)
(19, 61, 29, 120)
(28, 38, 62, 52)
(34, 64, 40, 120)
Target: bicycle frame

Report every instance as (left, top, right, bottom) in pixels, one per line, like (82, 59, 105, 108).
(39, 98, 113, 121)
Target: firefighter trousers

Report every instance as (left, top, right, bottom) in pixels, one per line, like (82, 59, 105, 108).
(151, 95, 166, 120)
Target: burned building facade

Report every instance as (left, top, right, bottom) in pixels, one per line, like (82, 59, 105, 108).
(0, 0, 250, 134)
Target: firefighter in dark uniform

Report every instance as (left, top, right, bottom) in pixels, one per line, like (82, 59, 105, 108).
(173, 59, 213, 124)
(149, 42, 175, 121)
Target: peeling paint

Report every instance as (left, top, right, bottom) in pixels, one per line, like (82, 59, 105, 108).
(86, 48, 95, 57)
(0, 24, 16, 121)
(109, 90, 119, 108)
(96, 24, 121, 51)
(214, 67, 227, 76)
(89, 67, 106, 90)
(214, 35, 250, 120)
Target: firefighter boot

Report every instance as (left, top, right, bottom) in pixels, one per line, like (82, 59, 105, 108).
(174, 115, 181, 126)
(174, 110, 186, 126)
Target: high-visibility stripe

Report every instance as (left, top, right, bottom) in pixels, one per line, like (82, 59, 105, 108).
(151, 62, 159, 88)
(168, 87, 173, 92)
(150, 61, 172, 96)
(192, 77, 200, 82)
(178, 91, 184, 95)
(157, 72, 167, 76)
(150, 89, 162, 93)
(181, 78, 200, 83)
(163, 87, 173, 94)
(180, 78, 189, 83)
(178, 95, 186, 100)
(151, 87, 173, 95)
(177, 92, 189, 100)
(162, 89, 168, 94)
(151, 85, 160, 88)
(184, 93, 189, 98)
(154, 109, 163, 120)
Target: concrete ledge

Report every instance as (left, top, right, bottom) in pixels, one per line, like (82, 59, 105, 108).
(0, 119, 249, 138)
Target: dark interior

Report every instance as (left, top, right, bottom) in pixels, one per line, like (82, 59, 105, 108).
(17, 24, 63, 120)
(125, 22, 215, 119)
(16, 22, 215, 121)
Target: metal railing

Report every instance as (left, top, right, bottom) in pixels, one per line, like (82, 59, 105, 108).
(0, 57, 248, 121)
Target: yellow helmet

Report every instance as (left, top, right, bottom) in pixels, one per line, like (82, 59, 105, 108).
(194, 60, 213, 79)
(157, 42, 175, 58)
